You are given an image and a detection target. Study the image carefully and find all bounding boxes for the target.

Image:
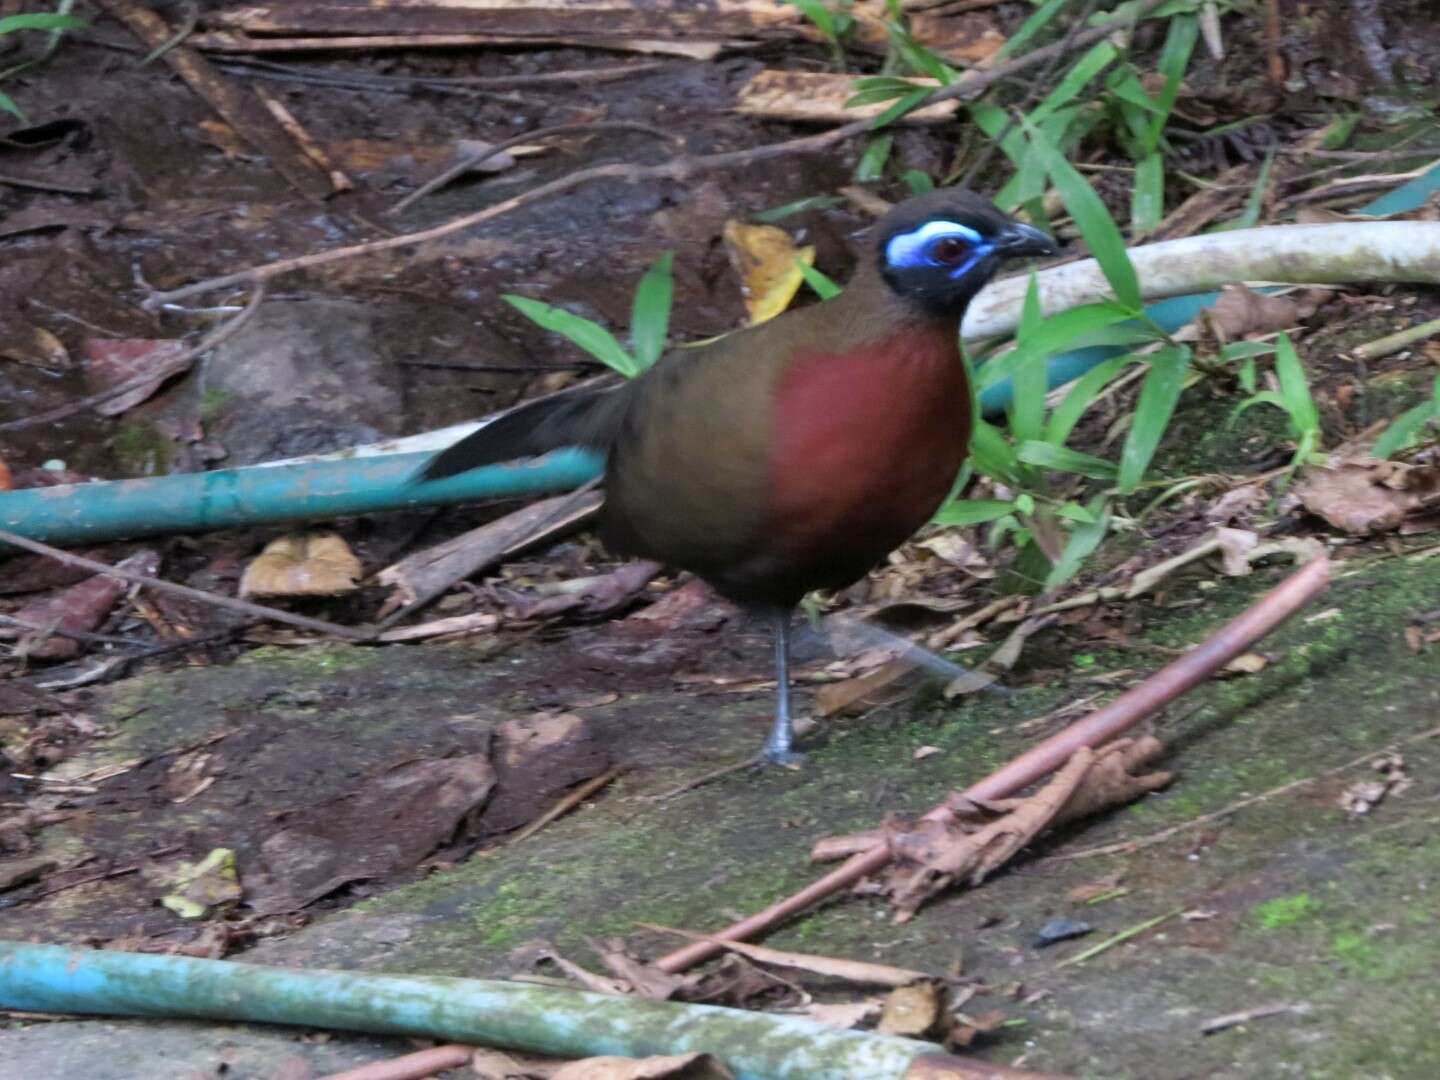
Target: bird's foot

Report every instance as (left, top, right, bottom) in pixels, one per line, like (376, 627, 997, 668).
(759, 743, 807, 768)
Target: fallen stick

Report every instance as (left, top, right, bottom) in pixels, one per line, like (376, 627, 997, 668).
(655, 556, 1332, 974)
(0, 529, 369, 642)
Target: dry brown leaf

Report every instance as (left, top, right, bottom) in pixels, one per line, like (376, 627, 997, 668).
(872, 738, 1171, 920)
(735, 71, 957, 125)
(0, 323, 69, 370)
(1200, 284, 1329, 342)
(1215, 527, 1260, 576)
(1295, 457, 1440, 535)
(722, 219, 814, 326)
(814, 657, 917, 717)
(913, 745, 942, 761)
(0, 549, 160, 661)
(239, 533, 362, 598)
(1340, 753, 1411, 817)
(1067, 873, 1126, 904)
(470, 1047, 554, 1079)
(801, 997, 885, 1030)
(876, 981, 944, 1037)
(943, 616, 1052, 697)
(909, 10, 1006, 63)
(84, 338, 192, 415)
(592, 938, 699, 1001)
(1222, 652, 1270, 675)
(550, 1054, 733, 1080)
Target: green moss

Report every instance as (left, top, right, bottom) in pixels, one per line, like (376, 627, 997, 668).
(1253, 892, 1318, 930)
(110, 420, 173, 476)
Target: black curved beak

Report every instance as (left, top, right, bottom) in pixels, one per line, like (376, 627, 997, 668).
(993, 220, 1058, 258)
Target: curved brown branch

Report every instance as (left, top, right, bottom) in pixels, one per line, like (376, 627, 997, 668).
(655, 556, 1331, 974)
(143, 0, 1167, 308)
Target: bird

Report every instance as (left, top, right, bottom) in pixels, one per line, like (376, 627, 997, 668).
(417, 188, 1055, 764)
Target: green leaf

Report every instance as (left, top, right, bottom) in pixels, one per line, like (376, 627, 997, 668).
(1017, 440, 1118, 480)
(855, 133, 893, 181)
(1019, 115, 1143, 312)
(1118, 344, 1189, 493)
(1145, 12, 1199, 147)
(870, 88, 930, 130)
(754, 195, 842, 223)
(0, 87, 22, 122)
(1044, 504, 1111, 590)
(629, 252, 673, 371)
(1230, 389, 1286, 426)
(1274, 332, 1319, 435)
(1238, 357, 1257, 394)
(1231, 145, 1276, 230)
(932, 499, 1015, 526)
(797, 259, 842, 301)
(969, 417, 1021, 486)
(1006, 276, 1048, 445)
(1045, 352, 1134, 446)
(0, 13, 87, 34)
(903, 168, 935, 194)
(503, 294, 638, 378)
(977, 301, 1137, 393)
(1131, 151, 1164, 234)
(788, 0, 837, 40)
(1219, 340, 1277, 362)
(1372, 375, 1440, 459)
(999, 0, 1069, 58)
(1057, 501, 1099, 523)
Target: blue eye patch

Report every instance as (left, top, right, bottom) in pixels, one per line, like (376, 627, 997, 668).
(884, 219, 990, 277)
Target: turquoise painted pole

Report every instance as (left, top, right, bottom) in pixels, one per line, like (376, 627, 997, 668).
(0, 448, 603, 548)
(0, 942, 939, 1080)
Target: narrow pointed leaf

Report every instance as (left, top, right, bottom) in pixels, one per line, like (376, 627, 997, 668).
(504, 295, 637, 378)
(1118, 344, 1189, 492)
(629, 252, 673, 370)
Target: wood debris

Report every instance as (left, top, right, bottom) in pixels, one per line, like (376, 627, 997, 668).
(737, 71, 958, 125)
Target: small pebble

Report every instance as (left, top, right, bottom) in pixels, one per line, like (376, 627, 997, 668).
(1035, 917, 1094, 948)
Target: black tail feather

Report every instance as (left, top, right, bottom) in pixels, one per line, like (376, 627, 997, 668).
(414, 385, 623, 483)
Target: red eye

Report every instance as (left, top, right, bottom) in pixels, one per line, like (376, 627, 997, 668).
(930, 236, 970, 264)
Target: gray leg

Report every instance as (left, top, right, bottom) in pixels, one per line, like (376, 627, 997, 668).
(761, 608, 806, 765)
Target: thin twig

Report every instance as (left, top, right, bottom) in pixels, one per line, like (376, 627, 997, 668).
(1053, 906, 1183, 969)
(0, 613, 141, 648)
(0, 283, 266, 433)
(654, 557, 1330, 974)
(0, 529, 370, 641)
(143, 0, 1168, 309)
(390, 121, 679, 216)
(315, 1044, 475, 1080)
(137, 0, 196, 65)
(506, 765, 626, 846)
(1200, 1001, 1310, 1035)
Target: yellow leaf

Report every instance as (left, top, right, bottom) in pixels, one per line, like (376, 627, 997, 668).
(722, 220, 815, 326)
(240, 532, 362, 598)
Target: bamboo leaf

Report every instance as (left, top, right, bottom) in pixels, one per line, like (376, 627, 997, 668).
(1118, 344, 1189, 493)
(1018, 440, 1118, 479)
(932, 499, 1015, 525)
(504, 295, 637, 378)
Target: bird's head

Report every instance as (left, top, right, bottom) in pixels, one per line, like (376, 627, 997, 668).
(875, 188, 1056, 316)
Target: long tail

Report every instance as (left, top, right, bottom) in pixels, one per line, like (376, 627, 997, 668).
(414, 384, 626, 483)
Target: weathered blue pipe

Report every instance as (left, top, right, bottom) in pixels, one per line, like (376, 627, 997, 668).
(1, 164, 1434, 548)
(0, 448, 603, 547)
(0, 942, 937, 1080)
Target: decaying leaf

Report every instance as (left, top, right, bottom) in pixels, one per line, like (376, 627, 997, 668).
(735, 71, 958, 125)
(0, 549, 160, 661)
(592, 938, 698, 1001)
(856, 738, 1171, 920)
(723, 220, 815, 326)
(801, 997, 886, 1030)
(1199, 284, 1330, 342)
(1067, 872, 1126, 904)
(876, 981, 944, 1037)
(157, 847, 242, 919)
(1295, 456, 1440, 535)
(944, 616, 1053, 697)
(550, 1054, 733, 1080)
(814, 658, 917, 717)
(239, 533, 363, 598)
(1340, 753, 1411, 817)
(0, 323, 70, 371)
(1222, 652, 1270, 675)
(84, 338, 192, 415)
